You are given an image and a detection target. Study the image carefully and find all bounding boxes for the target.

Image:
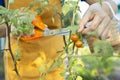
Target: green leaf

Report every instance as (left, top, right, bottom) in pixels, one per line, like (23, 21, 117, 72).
(76, 76, 82, 80)
(36, 9, 43, 15)
(66, 75, 73, 80)
(57, 57, 63, 67)
(93, 40, 114, 59)
(62, 3, 70, 15)
(63, 10, 73, 27)
(15, 48, 21, 61)
(81, 56, 100, 69)
(39, 66, 46, 72)
(62, 1, 77, 15)
(60, 71, 66, 76)
(66, 25, 79, 34)
(0, 17, 3, 24)
(0, 6, 7, 14)
(11, 17, 18, 26)
(72, 65, 82, 72)
(29, 2, 34, 8)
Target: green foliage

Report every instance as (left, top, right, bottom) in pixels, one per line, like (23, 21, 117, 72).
(29, 0, 49, 15)
(39, 66, 46, 72)
(0, 17, 2, 24)
(62, 0, 80, 27)
(76, 76, 82, 80)
(1, 0, 120, 80)
(14, 48, 21, 61)
(29, 2, 34, 8)
(93, 40, 114, 59)
(0, 6, 34, 36)
(63, 10, 74, 27)
(62, 1, 78, 15)
(66, 25, 79, 34)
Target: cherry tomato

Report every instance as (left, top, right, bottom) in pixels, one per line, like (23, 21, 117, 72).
(75, 40, 83, 48)
(70, 34, 79, 42)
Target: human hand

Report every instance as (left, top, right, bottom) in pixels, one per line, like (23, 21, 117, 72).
(78, 2, 112, 38)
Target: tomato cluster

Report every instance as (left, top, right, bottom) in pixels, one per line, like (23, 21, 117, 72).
(70, 34, 83, 48)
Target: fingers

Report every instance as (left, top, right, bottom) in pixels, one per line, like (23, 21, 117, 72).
(97, 16, 111, 38)
(78, 2, 112, 39)
(100, 24, 110, 39)
(82, 15, 103, 34)
(79, 13, 111, 39)
(101, 28, 110, 39)
(78, 9, 94, 32)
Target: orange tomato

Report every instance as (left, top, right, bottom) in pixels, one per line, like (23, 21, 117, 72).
(75, 40, 83, 48)
(70, 34, 79, 42)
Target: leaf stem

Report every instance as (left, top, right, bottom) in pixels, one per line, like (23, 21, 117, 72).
(71, 0, 80, 26)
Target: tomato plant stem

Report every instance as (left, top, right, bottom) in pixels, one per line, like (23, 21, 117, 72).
(6, 22, 21, 79)
(71, 0, 80, 26)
